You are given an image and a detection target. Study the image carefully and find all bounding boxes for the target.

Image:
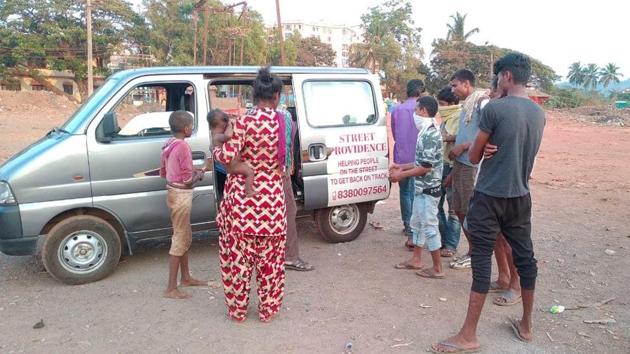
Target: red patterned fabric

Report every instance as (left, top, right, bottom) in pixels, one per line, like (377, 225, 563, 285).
(214, 107, 287, 237)
(214, 107, 287, 321)
(219, 232, 286, 321)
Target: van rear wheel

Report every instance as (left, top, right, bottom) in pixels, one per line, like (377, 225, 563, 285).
(41, 215, 121, 285)
(315, 204, 368, 243)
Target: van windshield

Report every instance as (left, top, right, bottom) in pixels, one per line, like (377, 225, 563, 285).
(60, 77, 121, 133)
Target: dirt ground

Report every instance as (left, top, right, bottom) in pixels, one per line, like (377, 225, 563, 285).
(1, 91, 629, 353)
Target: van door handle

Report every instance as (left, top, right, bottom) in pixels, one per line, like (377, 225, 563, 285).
(308, 143, 326, 161)
(192, 151, 206, 167)
(192, 151, 206, 160)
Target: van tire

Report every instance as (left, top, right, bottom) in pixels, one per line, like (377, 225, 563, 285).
(315, 204, 368, 243)
(41, 215, 121, 285)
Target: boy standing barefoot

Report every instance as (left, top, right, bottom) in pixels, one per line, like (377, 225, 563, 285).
(160, 111, 207, 299)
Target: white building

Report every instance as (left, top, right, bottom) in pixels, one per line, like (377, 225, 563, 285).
(280, 21, 363, 67)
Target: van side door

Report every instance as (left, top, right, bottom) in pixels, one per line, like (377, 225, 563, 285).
(292, 74, 390, 210)
(85, 74, 215, 240)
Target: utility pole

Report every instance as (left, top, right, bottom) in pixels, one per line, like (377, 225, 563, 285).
(275, 0, 285, 65)
(193, 11, 198, 65)
(203, 7, 210, 65)
(86, 0, 93, 96)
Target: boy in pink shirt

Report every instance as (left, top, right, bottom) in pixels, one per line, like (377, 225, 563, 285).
(159, 111, 206, 299)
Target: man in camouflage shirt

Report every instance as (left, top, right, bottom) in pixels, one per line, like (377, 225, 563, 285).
(390, 96, 445, 279)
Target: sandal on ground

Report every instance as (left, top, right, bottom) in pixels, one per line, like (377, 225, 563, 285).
(369, 221, 384, 229)
(440, 248, 456, 258)
(509, 317, 532, 343)
(493, 289, 522, 306)
(450, 255, 471, 269)
(489, 280, 508, 293)
(394, 261, 422, 270)
(285, 259, 315, 271)
(430, 341, 481, 353)
(416, 268, 445, 279)
(450, 254, 469, 264)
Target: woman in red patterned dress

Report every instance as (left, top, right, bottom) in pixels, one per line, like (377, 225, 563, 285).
(214, 67, 287, 322)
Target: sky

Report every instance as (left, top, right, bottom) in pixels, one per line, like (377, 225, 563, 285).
(131, 0, 629, 80)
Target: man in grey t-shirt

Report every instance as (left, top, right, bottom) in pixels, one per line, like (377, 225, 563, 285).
(432, 53, 545, 353)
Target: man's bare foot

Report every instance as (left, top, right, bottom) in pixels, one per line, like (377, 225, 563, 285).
(180, 278, 207, 287)
(163, 288, 192, 299)
(509, 317, 533, 342)
(430, 334, 480, 353)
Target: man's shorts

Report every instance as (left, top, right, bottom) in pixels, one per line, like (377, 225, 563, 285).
(167, 186, 194, 256)
(451, 160, 478, 215)
(409, 192, 441, 251)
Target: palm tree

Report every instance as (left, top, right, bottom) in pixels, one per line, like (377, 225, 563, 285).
(581, 63, 600, 91)
(599, 63, 623, 89)
(567, 62, 584, 87)
(446, 12, 479, 42)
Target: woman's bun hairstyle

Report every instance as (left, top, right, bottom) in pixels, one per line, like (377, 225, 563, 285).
(254, 65, 283, 101)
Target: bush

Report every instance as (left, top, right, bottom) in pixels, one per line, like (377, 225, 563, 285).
(545, 88, 587, 109)
(610, 91, 630, 101)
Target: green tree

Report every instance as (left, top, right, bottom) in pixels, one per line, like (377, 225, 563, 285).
(429, 41, 558, 92)
(446, 12, 479, 42)
(581, 63, 600, 91)
(143, 1, 268, 66)
(349, 0, 423, 98)
(599, 63, 623, 89)
(0, 0, 144, 99)
(267, 33, 297, 66)
(567, 62, 584, 87)
(294, 35, 336, 66)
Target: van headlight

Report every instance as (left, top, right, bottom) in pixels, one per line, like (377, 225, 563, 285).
(0, 182, 16, 205)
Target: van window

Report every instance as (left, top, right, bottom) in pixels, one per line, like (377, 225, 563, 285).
(208, 83, 294, 117)
(209, 84, 253, 118)
(103, 83, 196, 139)
(302, 81, 376, 127)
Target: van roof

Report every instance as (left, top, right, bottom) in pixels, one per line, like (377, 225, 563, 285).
(110, 66, 370, 81)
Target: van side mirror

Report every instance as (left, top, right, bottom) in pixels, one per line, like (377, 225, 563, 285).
(96, 112, 119, 143)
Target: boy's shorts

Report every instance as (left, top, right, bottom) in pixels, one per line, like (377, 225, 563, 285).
(409, 191, 441, 251)
(452, 161, 478, 215)
(167, 186, 194, 256)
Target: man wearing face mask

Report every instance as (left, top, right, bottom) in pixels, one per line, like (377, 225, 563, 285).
(390, 97, 445, 279)
(390, 79, 425, 249)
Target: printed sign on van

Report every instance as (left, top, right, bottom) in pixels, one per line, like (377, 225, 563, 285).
(325, 130, 390, 207)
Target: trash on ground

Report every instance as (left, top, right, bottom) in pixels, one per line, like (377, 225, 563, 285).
(583, 318, 616, 325)
(33, 319, 45, 329)
(550, 305, 565, 314)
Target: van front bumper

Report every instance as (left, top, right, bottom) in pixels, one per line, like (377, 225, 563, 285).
(0, 236, 39, 256)
(0, 204, 37, 255)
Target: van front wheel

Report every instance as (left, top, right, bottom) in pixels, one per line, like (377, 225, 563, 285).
(315, 204, 367, 243)
(41, 215, 121, 285)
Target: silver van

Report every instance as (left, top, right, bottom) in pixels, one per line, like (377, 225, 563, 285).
(0, 66, 390, 284)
